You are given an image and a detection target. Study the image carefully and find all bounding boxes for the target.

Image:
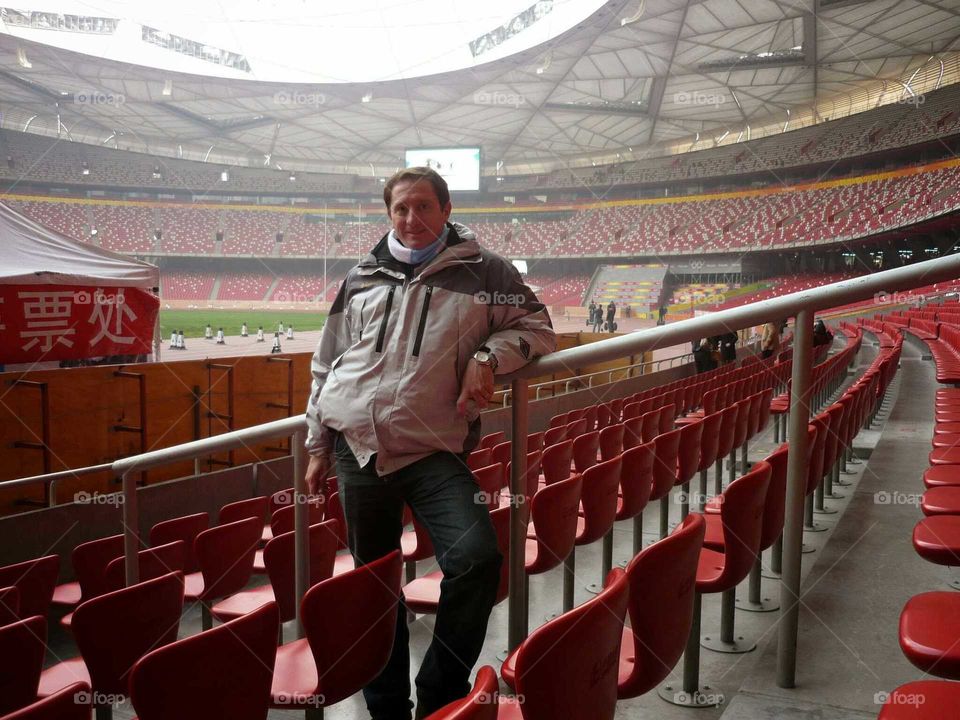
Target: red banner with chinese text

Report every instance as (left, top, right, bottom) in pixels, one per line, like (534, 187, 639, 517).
(0, 285, 159, 365)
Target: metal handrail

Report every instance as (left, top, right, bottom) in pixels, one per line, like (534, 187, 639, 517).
(4, 252, 960, 681)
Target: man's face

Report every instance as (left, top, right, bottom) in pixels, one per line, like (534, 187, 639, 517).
(387, 178, 452, 249)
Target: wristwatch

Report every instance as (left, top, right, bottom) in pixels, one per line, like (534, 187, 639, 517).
(472, 350, 498, 371)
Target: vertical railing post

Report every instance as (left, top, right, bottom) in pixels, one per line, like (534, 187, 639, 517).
(293, 429, 308, 639)
(122, 470, 140, 586)
(777, 309, 813, 687)
(508, 378, 529, 651)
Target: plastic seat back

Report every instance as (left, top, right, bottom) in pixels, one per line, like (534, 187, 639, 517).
(822, 403, 845, 471)
(1, 682, 91, 720)
(758, 441, 796, 552)
(577, 456, 623, 546)
(658, 404, 676, 434)
(489, 507, 513, 605)
(541, 439, 573, 485)
(543, 425, 566, 447)
(0, 555, 59, 620)
(527, 432, 544, 451)
(616, 442, 654, 521)
(0, 615, 47, 714)
(622, 416, 643, 450)
(130, 601, 279, 720)
(527, 476, 583, 575)
(103, 540, 185, 592)
(703, 461, 772, 593)
(640, 409, 661, 443)
(466, 448, 493, 471)
(473, 463, 504, 510)
(599, 423, 625, 461)
(805, 416, 830, 497)
(716, 403, 739, 458)
(623, 401, 642, 420)
(0, 586, 18, 626)
(505, 450, 543, 499)
(218, 495, 269, 526)
(566, 418, 588, 439)
(264, 520, 339, 622)
(512, 568, 629, 720)
(479, 431, 506, 450)
(548, 412, 568, 429)
(194, 517, 262, 602)
(302, 550, 402, 706)
(270, 500, 325, 536)
(697, 410, 723, 473)
(72, 571, 185, 696)
(756, 387, 773, 435)
(649, 428, 681, 502)
(597, 404, 613, 431)
(491, 441, 512, 483)
(150, 512, 209, 573)
(732, 398, 752, 447)
(619, 513, 706, 697)
(747, 392, 763, 438)
(422, 666, 498, 720)
(676, 419, 704, 486)
(571, 430, 600, 473)
(72, 534, 125, 602)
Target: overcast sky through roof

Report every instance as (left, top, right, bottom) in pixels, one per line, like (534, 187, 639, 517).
(3, 0, 609, 81)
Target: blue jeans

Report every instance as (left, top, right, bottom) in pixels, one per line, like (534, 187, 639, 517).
(334, 434, 502, 720)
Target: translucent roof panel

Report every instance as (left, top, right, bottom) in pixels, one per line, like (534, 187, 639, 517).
(0, 0, 610, 82)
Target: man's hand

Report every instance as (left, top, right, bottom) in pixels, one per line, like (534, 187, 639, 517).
(305, 454, 331, 496)
(456, 358, 496, 417)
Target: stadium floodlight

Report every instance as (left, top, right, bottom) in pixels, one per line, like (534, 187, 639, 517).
(16, 47, 32, 69)
(361, 92, 373, 103)
(289, 172, 296, 181)
(220, 169, 229, 181)
(162, 79, 173, 96)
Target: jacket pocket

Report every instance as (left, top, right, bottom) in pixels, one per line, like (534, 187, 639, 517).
(412, 286, 433, 357)
(374, 285, 396, 353)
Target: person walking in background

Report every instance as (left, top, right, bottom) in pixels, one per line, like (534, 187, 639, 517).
(592, 300, 603, 332)
(606, 300, 617, 333)
(718, 330, 738, 364)
(761, 319, 783, 359)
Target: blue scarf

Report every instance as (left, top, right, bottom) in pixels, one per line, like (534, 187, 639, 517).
(387, 225, 448, 266)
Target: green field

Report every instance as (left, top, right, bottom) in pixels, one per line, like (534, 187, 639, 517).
(160, 309, 327, 338)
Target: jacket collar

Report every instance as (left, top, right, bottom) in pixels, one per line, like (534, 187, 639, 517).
(358, 222, 481, 280)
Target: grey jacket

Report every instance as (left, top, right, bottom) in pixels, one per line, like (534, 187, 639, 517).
(305, 222, 556, 476)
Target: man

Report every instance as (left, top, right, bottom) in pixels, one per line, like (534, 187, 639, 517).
(718, 330, 738, 364)
(588, 299, 597, 329)
(304, 167, 556, 720)
(761, 319, 782, 359)
(606, 300, 617, 333)
(592, 300, 603, 332)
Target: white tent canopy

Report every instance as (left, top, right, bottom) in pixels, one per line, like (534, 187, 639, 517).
(0, 201, 159, 288)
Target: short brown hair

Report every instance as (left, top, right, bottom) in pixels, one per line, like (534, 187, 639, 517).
(383, 167, 450, 210)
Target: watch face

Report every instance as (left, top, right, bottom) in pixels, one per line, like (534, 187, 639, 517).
(475, 351, 491, 363)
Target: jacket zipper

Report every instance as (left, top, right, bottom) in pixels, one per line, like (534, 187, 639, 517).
(374, 285, 396, 353)
(412, 286, 433, 357)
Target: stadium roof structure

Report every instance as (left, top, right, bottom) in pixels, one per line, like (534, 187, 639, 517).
(0, 0, 958, 177)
